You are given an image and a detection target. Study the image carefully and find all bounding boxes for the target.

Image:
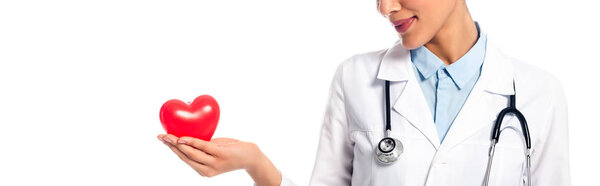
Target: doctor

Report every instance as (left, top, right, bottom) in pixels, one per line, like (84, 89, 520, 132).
(158, 0, 571, 185)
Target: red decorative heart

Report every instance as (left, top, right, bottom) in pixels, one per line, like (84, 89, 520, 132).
(160, 95, 220, 141)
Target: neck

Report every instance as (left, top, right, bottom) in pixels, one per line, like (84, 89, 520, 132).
(424, 2, 478, 66)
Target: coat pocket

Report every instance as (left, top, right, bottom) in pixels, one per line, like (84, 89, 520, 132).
(350, 130, 435, 186)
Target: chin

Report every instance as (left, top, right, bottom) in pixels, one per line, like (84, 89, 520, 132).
(399, 33, 426, 50)
(401, 42, 420, 50)
(399, 38, 421, 50)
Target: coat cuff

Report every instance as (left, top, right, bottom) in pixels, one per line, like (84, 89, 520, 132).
(279, 170, 297, 186)
(252, 170, 297, 186)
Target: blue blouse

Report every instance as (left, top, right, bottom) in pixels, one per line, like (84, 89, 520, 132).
(409, 22, 487, 143)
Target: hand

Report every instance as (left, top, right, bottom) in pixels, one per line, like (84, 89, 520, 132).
(157, 134, 282, 186)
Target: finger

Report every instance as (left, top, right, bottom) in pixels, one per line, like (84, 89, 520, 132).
(157, 134, 165, 143)
(178, 136, 219, 156)
(176, 143, 216, 165)
(163, 140, 215, 177)
(162, 134, 179, 146)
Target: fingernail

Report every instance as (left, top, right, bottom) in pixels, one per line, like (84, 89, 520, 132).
(178, 139, 186, 144)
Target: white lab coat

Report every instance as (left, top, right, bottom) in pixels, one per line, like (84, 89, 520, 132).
(278, 35, 571, 186)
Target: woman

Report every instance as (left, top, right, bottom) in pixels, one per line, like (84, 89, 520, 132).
(158, 0, 571, 185)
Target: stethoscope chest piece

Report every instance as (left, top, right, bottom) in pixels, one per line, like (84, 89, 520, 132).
(376, 136, 403, 164)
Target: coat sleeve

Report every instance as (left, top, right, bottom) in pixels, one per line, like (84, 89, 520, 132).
(279, 170, 298, 186)
(307, 59, 354, 186)
(529, 78, 571, 185)
(253, 170, 297, 186)
(277, 60, 353, 186)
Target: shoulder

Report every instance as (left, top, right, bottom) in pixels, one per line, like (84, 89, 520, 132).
(337, 47, 389, 71)
(497, 47, 568, 134)
(487, 38, 565, 104)
(332, 46, 392, 82)
(508, 56, 566, 104)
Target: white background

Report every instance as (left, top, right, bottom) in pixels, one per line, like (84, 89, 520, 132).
(0, 0, 597, 185)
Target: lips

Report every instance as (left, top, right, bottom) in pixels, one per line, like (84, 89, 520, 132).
(393, 16, 416, 33)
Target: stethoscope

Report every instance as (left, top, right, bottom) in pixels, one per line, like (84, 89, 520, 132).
(375, 80, 532, 186)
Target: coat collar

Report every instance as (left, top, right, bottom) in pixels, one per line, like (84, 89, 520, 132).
(375, 31, 516, 149)
(376, 39, 412, 82)
(376, 35, 515, 95)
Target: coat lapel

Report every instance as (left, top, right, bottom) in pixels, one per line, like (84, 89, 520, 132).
(393, 76, 441, 149)
(436, 79, 497, 150)
(377, 40, 441, 149)
(439, 38, 516, 150)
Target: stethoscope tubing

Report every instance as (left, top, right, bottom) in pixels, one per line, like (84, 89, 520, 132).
(493, 106, 532, 149)
(381, 80, 532, 186)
